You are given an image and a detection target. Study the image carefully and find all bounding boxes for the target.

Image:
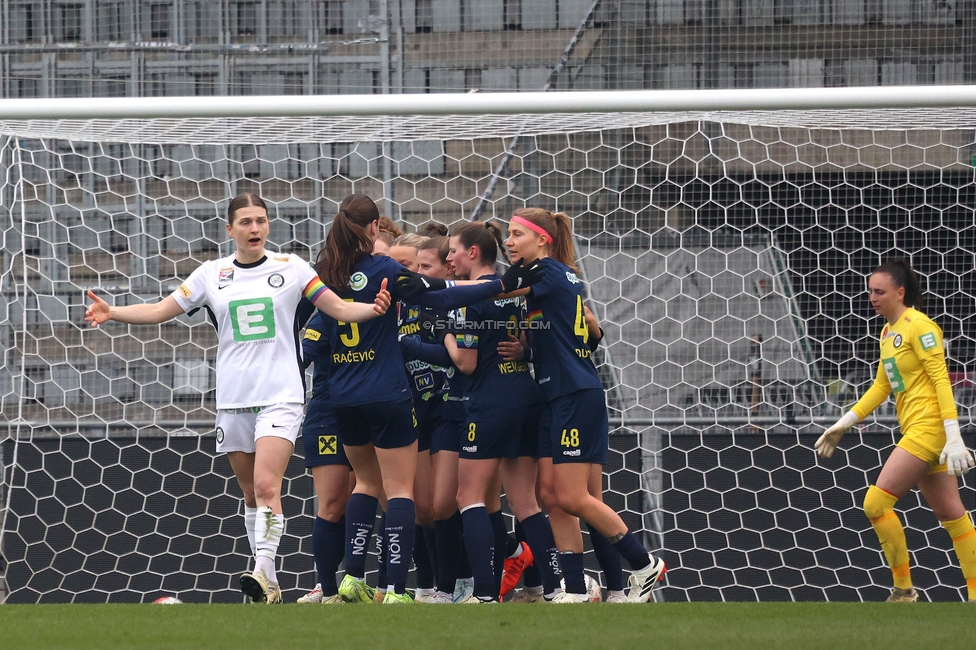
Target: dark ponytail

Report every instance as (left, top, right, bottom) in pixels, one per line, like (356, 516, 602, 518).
(420, 221, 449, 237)
(227, 193, 268, 225)
(451, 220, 509, 265)
(876, 258, 923, 309)
(314, 194, 379, 291)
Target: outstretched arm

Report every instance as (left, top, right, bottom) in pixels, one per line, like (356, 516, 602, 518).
(312, 278, 391, 322)
(85, 290, 184, 327)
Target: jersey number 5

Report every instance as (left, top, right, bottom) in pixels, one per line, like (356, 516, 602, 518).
(574, 295, 589, 344)
(338, 298, 361, 347)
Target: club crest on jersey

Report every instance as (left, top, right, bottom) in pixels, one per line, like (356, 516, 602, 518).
(268, 273, 284, 288)
(215, 427, 224, 444)
(350, 272, 368, 291)
(218, 267, 235, 288)
(893, 334, 902, 348)
(565, 271, 580, 284)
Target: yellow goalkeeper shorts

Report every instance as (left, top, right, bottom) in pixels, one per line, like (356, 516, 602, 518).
(896, 422, 947, 475)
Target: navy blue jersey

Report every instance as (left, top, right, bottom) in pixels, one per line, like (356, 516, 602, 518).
(301, 311, 336, 430)
(322, 255, 411, 407)
(526, 258, 603, 401)
(455, 274, 542, 414)
(399, 301, 466, 423)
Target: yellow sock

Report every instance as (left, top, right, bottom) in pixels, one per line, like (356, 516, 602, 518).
(863, 485, 911, 590)
(942, 513, 976, 601)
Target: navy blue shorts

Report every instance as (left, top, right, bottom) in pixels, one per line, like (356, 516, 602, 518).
(541, 388, 608, 465)
(301, 425, 351, 469)
(417, 418, 434, 453)
(430, 419, 463, 454)
(460, 404, 540, 460)
(336, 398, 418, 450)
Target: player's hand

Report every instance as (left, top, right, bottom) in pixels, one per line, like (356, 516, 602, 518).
(497, 334, 525, 362)
(373, 278, 391, 315)
(500, 258, 544, 292)
(396, 270, 446, 298)
(815, 411, 860, 458)
(940, 419, 974, 476)
(85, 290, 112, 327)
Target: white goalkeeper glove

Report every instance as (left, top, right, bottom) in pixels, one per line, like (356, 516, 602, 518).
(815, 411, 860, 458)
(939, 419, 974, 477)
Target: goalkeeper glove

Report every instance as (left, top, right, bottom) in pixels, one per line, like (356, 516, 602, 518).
(815, 411, 860, 458)
(939, 419, 974, 477)
(395, 271, 447, 298)
(500, 258, 544, 292)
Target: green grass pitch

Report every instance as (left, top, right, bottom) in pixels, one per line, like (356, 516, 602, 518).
(1, 602, 971, 649)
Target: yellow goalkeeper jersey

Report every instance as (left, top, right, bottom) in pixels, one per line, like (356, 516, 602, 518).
(852, 307, 957, 432)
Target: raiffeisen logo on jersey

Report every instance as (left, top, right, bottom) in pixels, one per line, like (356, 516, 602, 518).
(565, 271, 580, 284)
(350, 272, 368, 291)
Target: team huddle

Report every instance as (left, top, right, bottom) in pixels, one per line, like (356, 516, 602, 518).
(84, 193, 976, 604)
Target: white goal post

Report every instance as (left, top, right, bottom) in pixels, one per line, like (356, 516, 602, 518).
(2, 87, 976, 603)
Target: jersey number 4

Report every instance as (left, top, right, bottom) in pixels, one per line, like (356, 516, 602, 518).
(574, 295, 589, 344)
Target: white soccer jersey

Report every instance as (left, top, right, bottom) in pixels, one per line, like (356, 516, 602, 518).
(171, 252, 325, 409)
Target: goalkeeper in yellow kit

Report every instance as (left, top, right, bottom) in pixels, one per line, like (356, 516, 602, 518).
(815, 259, 976, 602)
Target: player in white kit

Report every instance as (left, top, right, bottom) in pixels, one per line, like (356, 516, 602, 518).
(85, 193, 390, 603)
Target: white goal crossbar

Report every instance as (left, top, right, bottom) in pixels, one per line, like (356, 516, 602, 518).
(2, 85, 976, 120)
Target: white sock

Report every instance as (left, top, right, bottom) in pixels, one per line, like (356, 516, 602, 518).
(254, 505, 284, 585)
(244, 506, 258, 558)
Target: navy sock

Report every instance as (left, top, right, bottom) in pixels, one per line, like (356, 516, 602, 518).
(558, 551, 587, 594)
(514, 520, 542, 588)
(519, 512, 559, 593)
(314, 516, 345, 595)
(376, 513, 387, 589)
(385, 498, 417, 594)
(488, 510, 508, 595)
(458, 534, 472, 579)
(423, 525, 438, 588)
(587, 522, 624, 591)
(522, 558, 543, 589)
(461, 505, 496, 599)
(413, 524, 435, 590)
(505, 534, 520, 557)
(344, 494, 378, 579)
(612, 531, 651, 571)
(434, 512, 463, 593)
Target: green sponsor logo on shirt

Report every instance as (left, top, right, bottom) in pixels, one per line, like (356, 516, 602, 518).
(919, 332, 937, 351)
(882, 357, 905, 393)
(229, 297, 276, 342)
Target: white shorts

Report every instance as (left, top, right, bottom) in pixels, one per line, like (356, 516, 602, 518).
(214, 402, 304, 454)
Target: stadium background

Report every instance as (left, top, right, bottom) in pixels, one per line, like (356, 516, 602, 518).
(1, 0, 975, 603)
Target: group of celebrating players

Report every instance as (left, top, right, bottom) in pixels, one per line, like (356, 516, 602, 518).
(85, 191, 976, 604)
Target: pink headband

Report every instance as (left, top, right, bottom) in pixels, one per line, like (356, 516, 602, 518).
(511, 215, 552, 244)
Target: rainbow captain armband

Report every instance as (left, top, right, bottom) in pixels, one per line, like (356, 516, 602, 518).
(304, 277, 330, 304)
(456, 333, 479, 349)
